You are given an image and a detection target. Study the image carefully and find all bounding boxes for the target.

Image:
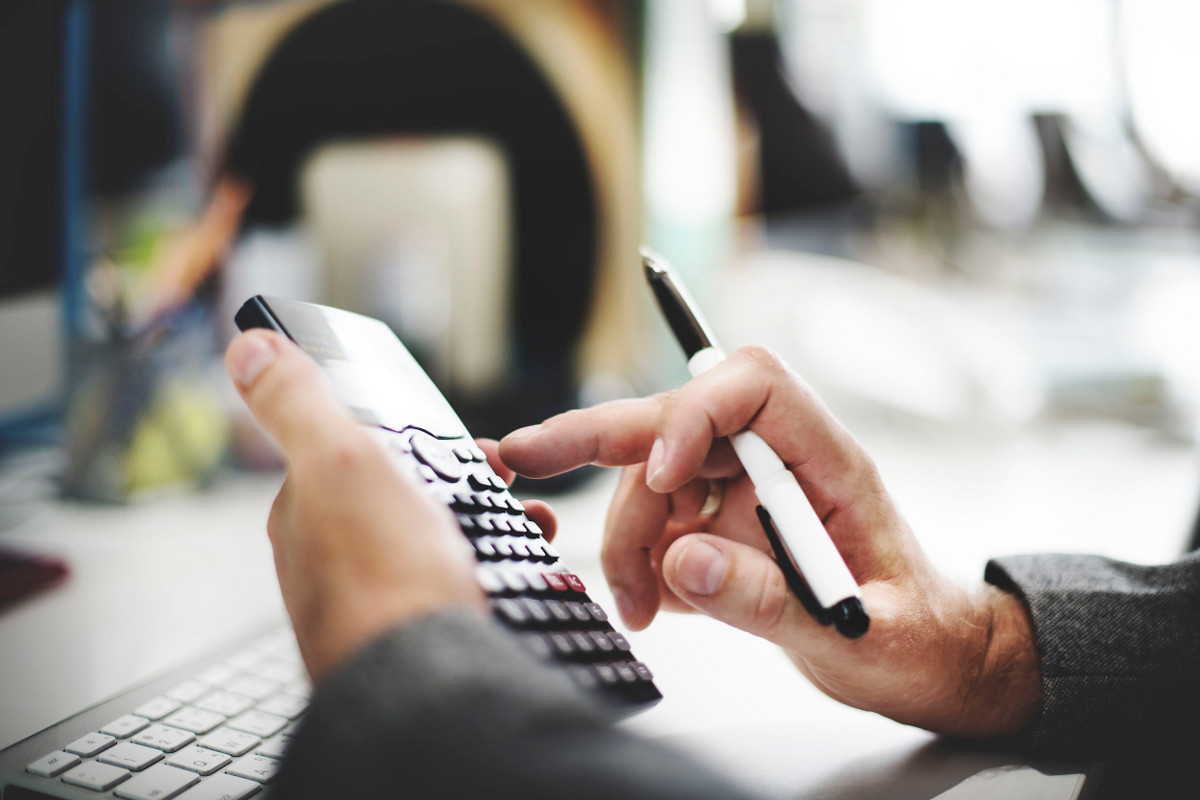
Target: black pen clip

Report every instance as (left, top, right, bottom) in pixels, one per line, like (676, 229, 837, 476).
(755, 505, 833, 627)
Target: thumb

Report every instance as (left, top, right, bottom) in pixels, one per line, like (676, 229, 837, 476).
(226, 329, 362, 463)
(661, 533, 820, 648)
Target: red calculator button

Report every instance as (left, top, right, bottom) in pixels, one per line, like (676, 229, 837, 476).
(562, 573, 586, 593)
(542, 573, 568, 593)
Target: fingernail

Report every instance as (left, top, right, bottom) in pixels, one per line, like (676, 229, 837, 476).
(613, 587, 637, 626)
(646, 436, 667, 490)
(229, 334, 278, 388)
(505, 424, 542, 440)
(676, 539, 726, 596)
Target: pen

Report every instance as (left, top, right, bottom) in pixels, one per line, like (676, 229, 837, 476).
(641, 247, 869, 639)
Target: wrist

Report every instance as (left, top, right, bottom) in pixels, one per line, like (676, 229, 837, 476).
(954, 584, 1042, 739)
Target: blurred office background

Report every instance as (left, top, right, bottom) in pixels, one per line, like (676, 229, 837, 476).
(3, 0, 1200, 566)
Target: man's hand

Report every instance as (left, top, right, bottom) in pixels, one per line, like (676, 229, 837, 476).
(225, 330, 555, 681)
(501, 345, 1041, 739)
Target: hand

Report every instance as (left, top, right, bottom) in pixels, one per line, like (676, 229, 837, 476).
(225, 330, 556, 681)
(500, 345, 1040, 739)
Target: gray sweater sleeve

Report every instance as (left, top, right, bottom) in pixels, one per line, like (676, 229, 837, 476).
(272, 611, 758, 800)
(984, 551, 1200, 757)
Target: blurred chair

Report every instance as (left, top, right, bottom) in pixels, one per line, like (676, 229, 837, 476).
(219, 0, 621, 445)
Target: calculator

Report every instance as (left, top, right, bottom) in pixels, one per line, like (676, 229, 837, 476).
(234, 296, 662, 709)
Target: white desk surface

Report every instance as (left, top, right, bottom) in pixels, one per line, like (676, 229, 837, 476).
(1, 415, 1196, 798)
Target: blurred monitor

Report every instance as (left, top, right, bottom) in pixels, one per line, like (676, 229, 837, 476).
(0, 1, 80, 446)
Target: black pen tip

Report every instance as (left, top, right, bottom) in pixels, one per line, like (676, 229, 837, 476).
(640, 246, 669, 280)
(831, 597, 870, 639)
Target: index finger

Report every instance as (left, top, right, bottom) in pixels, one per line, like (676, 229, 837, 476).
(499, 397, 664, 478)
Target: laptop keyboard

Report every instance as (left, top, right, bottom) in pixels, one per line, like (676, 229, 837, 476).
(8, 628, 304, 799)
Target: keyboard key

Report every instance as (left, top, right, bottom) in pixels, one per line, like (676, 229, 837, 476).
(221, 674, 280, 700)
(167, 745, 233, 775)
(547, 632, 575, 657)
(131, 724, 196, 752)
(593, 663, 620, 686)
(194, 690, 254, 717)
(226, 710, 288, 738)
(246, 656, 301, 684)
(563, 573, 586, 593)
(176, 773, 260, 800)
(565, 601, 592, 623)
(65, 731, 116, 757)
(542, 573, 568, 593)
(543, 600, 573, 623)
(227, 754, 281, 784)
(524, 572, 549, 593)
(114, 763, 200, 800)
(165, 681, 209, 704)
(256, 693, 307, 720)
(63, 761, 131, 791)
(99, 741, 164, 771)
(631, 661, 654, 682)
(197, 727, 260, 757)
(584, 602, 608, 623)
(195, 664, 237, 686)
(25, 750, 80, 777)
(134, 696, 184, 721)
(255, 730, 294, 759)
(568, 631, 595, 654)
(102, 714, 151, 739)
(163, 706, 226, 734)
(525, 521, 544, 537)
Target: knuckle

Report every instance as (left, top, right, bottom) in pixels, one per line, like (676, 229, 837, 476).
(735, 344, 785, 373)
(752, 563, 793, 640)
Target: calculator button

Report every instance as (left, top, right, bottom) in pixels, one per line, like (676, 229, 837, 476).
(134, 696, 184, 721)
(102, 714, 151, 739)
(568, 665, 599, 691)
(613, 661, 639, 684)
(473, 539, 498, 560)
(63, 761, 131, 791)
(547, 632, 575, 657)
(409, 433, 464, 482)
(227, 754, 281, 784)
(491, 517, 513, 534)
(562, 573, 586, 593)
(584, 602, 608, 623)
(493, 598, 529, 626)
(487, 475, 508, 492)
(163, 707, 226, 735)
(608, 632, 632, 652)
(503, 496, 525, 514)
(25, 750, 80, 777)
(132, 724, 196, 752)
(167, 745, 232, 776)
(197, 727, 260, 757)
(631, 661, 654, 682)
(542, 573, 568, 593)
(524, 572, 549, 593)
(509, 540, 530, 559)
(65, 731, 116, 757)
(176, 773, 261, 800)
(497, 567, 529, 594)
(568, 631, 595, 654)
(543, 600, 573, 624)
(451, 446, 475, 463)
(99, 741, 164, 771)
(467, 474, 492, 492)
(113, 763, 199, 800)
(519, 598, 553, 626)
(565, 601, 591, 623)
(474, 565, 505, 594)
(588, 631, 616, 653)
(593, 663, 620, 686)
(525, 542, 547, 560)
(525, 521, 544, 538)
(452, 492, 478, 511)
(521, 633, 554, 661)
(491, 539, 514, 559)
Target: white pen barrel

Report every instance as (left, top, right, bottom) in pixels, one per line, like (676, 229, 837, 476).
(754, 472, 860, 608)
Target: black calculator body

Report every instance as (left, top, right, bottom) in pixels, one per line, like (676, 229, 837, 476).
(235, 296, 662, 710)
